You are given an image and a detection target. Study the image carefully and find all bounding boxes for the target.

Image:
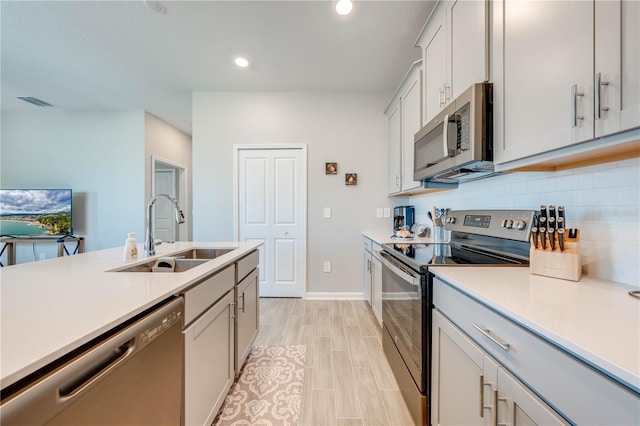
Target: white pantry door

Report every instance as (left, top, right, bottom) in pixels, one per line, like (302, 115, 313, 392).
(237, 148, 306, 297)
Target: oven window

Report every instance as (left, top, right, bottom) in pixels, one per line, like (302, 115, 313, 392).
(381, 264, 423, 379)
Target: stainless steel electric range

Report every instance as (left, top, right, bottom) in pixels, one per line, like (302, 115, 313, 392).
(380, 209, 536, 426)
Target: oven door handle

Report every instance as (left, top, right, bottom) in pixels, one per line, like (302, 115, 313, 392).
(380, 251, 422, 286)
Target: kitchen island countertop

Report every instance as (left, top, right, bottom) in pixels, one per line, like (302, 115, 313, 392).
(430, 266, 640, 395)
(0, 241, 261, 389)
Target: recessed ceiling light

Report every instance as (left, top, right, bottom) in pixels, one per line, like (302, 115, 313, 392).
(235, 57, 249, 68)
(143, 0, 166, 14)
(336, 0, 353, 15)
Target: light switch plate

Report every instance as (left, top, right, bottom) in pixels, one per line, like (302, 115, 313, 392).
(376, 208, 383, 218)
(323, 261, 331, 272)
(323, 207, 331, 219)
(383, 207, 391, 218)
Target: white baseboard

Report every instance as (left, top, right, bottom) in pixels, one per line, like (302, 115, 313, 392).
(304, 292, 366, 300)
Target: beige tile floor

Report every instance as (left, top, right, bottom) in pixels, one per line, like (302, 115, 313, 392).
(254, 298, 415, 426)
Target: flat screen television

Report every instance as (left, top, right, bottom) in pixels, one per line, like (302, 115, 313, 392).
(0, 189, 72, 237)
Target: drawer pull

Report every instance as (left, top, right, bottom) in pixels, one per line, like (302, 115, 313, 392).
(472, 323, 510, 352)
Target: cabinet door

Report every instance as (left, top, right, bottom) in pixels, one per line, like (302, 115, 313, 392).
(497, 367, 568, 426)
(371, 250, 382, 326)
(500, 0, 594, 163)
(595, 0, 640, 136)
(432, 310, 487, 426)
(184, 292, 234, 426)
(363, 249, 372, 305)
(236, 268, 259, 375)
(387, 102, 402, 194)
(422, 4, 448, 124)
(401, 69, 423, 192)
(448, 0, 488, 100)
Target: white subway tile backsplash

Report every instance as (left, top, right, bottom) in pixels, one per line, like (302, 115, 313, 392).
(409, 157, 639, 287)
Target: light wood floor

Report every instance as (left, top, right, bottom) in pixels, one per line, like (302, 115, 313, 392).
(255, 298, 415, 426)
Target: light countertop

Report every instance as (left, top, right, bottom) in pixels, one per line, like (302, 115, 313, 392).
(0, 241, 261, 389)
(362, 230, 434, 245)
(430, 267, 640, 394)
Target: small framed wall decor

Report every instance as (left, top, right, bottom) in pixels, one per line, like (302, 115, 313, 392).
(345, 173, 357, 185)
(325, 162, 338, 174)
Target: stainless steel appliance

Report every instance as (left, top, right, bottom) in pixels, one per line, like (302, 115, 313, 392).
(414, 83, 497, 183)
(0, 297, 184, 425)
(380, 209, 535, 426)
(393, 206, 415, 231)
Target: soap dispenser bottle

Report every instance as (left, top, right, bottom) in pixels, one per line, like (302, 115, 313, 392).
(123, 232, 138, 262)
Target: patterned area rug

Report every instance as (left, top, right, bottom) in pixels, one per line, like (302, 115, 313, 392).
(214, 345, 306, 426)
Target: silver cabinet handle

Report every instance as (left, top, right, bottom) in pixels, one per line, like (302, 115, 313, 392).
(444, 84, 451, 102)
(595, 72, 610, 120)
(472, 323, 510, 352)
(480, 374, 495, 419)
(571, 84, 584, 127)
(439, 88, 445, 107)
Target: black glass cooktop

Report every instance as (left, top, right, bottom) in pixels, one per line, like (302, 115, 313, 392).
(383, 242, 527, 272)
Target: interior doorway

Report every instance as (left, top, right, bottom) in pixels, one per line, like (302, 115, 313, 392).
(234, 145, 307, 298)
(152, 157, 187, 242)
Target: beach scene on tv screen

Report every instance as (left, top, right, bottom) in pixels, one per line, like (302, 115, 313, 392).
(0, 190, 72, 236)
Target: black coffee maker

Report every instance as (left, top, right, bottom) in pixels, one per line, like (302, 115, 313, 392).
(393, 206, 415, 231)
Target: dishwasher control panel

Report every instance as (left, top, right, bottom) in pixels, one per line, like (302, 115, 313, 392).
(139, 307, 182, 346)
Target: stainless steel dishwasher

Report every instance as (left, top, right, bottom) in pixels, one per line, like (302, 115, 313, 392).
(0, 297, 184, 426)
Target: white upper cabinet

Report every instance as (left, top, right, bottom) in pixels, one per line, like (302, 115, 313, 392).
(416, 1, 489, 124)
(493, 0, 640, 166)
(385, 61, 423, 195)
(595, 0, 640, 137)
(401, 69, 423, 193)
(386, 101, 402, 194)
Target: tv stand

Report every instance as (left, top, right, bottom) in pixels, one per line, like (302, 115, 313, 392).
(0, 236, 84, 267)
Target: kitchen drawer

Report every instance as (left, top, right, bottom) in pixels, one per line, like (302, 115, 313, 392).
(236, 250, 259, 283)
(433, 277, 640, 425)
(184, 265, 235, 326)
(363, 237, 372, 252)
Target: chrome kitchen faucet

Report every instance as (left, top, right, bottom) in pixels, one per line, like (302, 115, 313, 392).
(145, 194, 185, 257)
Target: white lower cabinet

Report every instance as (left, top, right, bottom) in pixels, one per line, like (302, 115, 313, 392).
(184, 291, 234, 426)
(362, 236, 382, 327)
(236, 267, 259, 376)
(370, 245, 382, 327)
(432, 310, 566, 426)
(432, 276, 640, 425)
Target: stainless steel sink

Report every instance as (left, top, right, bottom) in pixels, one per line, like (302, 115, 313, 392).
(112, 258, 209, 273)
(169, 248, 236, 260)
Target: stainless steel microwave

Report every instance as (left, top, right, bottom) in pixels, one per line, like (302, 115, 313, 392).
(413, 83, 495, 183)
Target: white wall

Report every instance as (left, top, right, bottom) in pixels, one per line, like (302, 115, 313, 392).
(144, 112, 193, 240)
(1, 110, 146, 263)
(402, 157, 640, 288)
(192, 92, 392, 294)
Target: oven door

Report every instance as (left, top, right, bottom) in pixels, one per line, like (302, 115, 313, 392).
(380, 251, 428, 393)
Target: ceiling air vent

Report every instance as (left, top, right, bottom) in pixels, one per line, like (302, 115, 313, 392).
(16, 96, 54, 107)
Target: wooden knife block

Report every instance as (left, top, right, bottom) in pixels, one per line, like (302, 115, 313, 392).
(529, 232, 582, 282)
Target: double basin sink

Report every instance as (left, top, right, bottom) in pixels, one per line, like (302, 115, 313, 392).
(111, 248, 236, 273)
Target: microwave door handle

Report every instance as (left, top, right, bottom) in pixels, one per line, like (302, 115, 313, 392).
(441, 114, 450, 158)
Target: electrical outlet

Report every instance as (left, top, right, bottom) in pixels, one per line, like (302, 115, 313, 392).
(323, 261, 331, 273)
(383, 207, 391, 218)
(376, 208, 383, 218)
(38, 253, 46, 261)
(323, 207, 331, 219)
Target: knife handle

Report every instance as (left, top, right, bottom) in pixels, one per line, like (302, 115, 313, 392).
(540, 205, 548, 222)
(531, 226, 539, 249)
(558, 228, 565, 252)
(558, 206, 565, 221)
(548, 228, 556, 251)
(539, 226, 547, 249)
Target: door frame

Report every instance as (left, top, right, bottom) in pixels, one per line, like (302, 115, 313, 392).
(232, 144, 308, 297)
(151, 155, 189, 241)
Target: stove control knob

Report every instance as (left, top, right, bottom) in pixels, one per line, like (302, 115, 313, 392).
(502, 219, 514, 229)
(449, 216, 456, 224)
(515, 220, 527, 230)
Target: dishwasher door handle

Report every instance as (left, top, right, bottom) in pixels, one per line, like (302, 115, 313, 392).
(379, 251, 421, 286)
(57, 337, 136, 402)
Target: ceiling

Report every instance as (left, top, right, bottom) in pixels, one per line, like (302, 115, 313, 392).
(1, 1, 435, 135)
